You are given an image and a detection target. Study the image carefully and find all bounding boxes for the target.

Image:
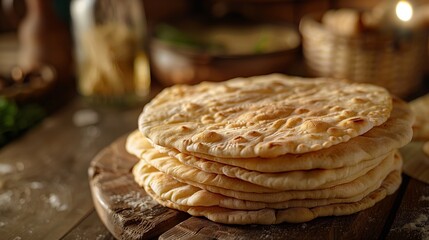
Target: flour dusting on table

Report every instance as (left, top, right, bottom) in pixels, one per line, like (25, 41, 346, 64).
(47, 193, 68, 211)
(111, 191, 157, 210)
(420, 196, 429, 202)
(402, 214, 429, 240)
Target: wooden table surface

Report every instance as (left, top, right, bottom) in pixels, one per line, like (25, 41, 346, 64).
(0, 93, 428, 240)
(0, 97, 137, 240)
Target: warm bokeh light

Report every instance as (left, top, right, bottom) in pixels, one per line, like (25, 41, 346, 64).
(396, 1, 413, 22)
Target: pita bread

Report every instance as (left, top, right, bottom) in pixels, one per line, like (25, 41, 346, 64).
(133, 151, 401, 203)
(410, 93, 429, 140)
(137, 137, 389, 191)
(139, 74, 392, 158)
(142, 169, 401, 224)
(133, 152, 400, 210)
(127, 73, 412, 224)
(139, 97, 411, 173)
(126, 130, 147, 158)
(132, 132, 392, 191)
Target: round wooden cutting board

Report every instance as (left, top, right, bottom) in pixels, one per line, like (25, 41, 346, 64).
(88, 135, 189, 240)
(89, 135, 403, 240)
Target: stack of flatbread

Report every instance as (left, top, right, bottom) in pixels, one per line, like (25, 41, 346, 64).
(403, 94, 429, 183)
(126, 74, 413, 224)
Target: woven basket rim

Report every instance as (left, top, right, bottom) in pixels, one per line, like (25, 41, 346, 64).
(298, 12, 427, 43)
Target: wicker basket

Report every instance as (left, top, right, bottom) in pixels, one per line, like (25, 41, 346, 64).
(300, 13, 427, 97)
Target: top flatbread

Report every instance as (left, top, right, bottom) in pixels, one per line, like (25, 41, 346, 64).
(139, 74, 392, 158)
(131, 97, 412, 172)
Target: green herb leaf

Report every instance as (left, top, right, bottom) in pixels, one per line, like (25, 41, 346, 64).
(0, 97, 45, 147)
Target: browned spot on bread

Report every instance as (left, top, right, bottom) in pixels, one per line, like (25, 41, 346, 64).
(338, 117, 368, 129)
(192, 131, 223, 143)
(349, 117, 365, 123)
(268, 142, 282, 148)
(179, 126, 191, 132)
(232, 136, 248, 143)
(352, 97, 368, 104)
(246, 131, 262, 137)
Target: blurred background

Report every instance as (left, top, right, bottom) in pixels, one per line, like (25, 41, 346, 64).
(1, 0, 429, 145)
(2, 2, 429, 239)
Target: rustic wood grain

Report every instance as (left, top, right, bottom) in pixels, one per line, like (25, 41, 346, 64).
(89, 136, 190, 240)
(0, 99, 142, 240)
(386, 178, 429, 240)
(62, 210, 115, 240)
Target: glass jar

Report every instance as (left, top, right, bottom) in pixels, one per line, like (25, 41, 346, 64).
(71, 0, 150, 106)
